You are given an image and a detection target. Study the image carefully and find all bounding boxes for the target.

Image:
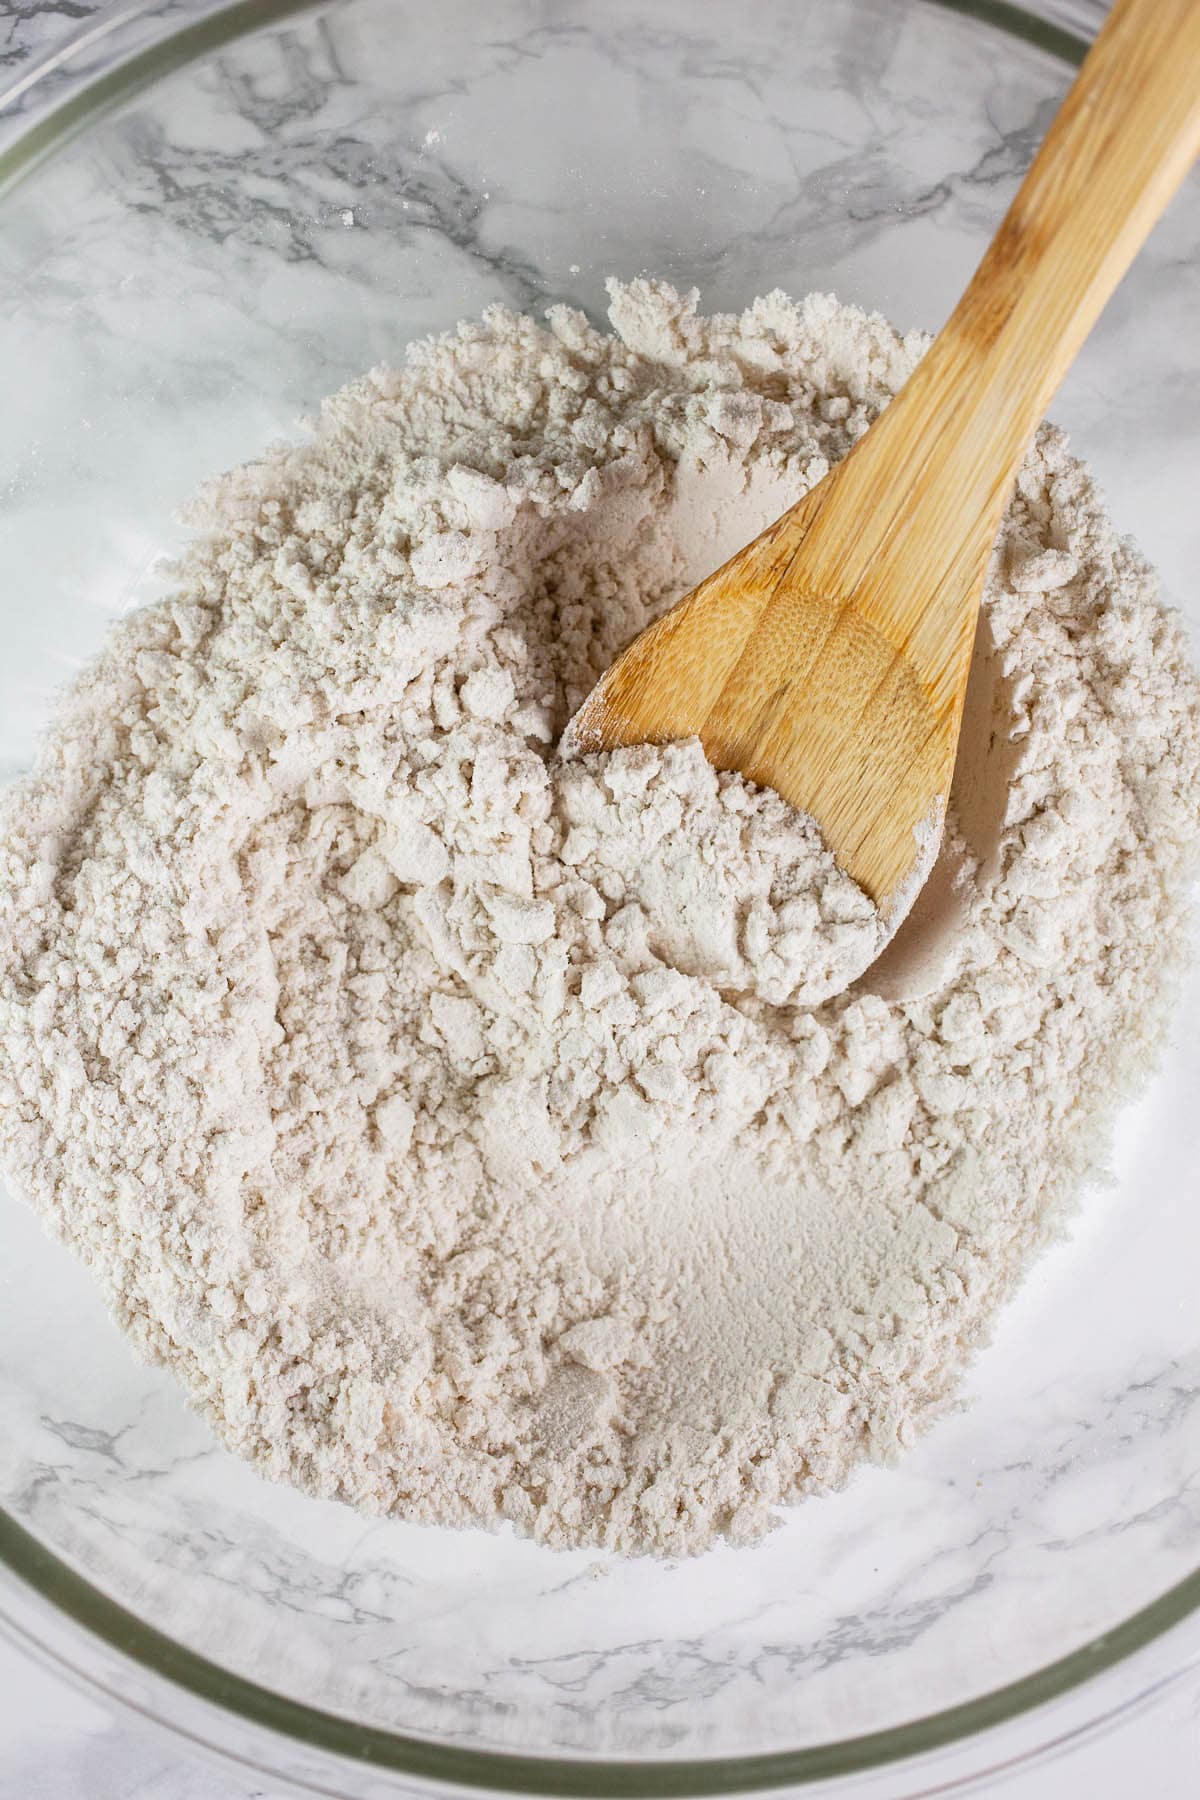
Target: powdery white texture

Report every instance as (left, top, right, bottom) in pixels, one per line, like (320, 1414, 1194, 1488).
(1, 280, 1199, 1555)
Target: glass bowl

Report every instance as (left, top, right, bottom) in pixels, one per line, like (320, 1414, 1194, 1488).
(1, 1, 1198, 1793)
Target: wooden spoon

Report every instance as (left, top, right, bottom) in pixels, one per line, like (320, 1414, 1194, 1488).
(564, 0, 1200, 921)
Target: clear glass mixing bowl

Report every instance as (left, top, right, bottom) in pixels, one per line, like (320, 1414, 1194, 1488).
(1, 1, 1198, 1794)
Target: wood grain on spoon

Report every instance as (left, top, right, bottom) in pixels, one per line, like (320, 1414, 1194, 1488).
(564, 0, 1200, 918)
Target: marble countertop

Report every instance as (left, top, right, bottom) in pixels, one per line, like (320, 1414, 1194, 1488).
(2, 1623, 1198, 1799)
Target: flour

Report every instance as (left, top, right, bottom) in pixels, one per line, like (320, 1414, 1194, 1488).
(1, 280, 1198, 1556)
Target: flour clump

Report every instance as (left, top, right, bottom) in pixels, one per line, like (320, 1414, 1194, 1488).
(1, 279, 1198, 1556)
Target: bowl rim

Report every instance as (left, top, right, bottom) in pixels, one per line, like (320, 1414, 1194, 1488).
(1, 0, 1198, 1792)
(4, 1506, 1200, 1796)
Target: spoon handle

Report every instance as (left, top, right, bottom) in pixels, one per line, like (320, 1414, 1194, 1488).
(805, 0, 1200, 716)
(926, 0, 1200, 453)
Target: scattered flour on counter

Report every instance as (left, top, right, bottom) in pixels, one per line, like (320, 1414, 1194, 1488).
(1, 280, 1198, 1555)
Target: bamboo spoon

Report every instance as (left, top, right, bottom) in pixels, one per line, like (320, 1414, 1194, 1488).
(564, 0, 1200, 922)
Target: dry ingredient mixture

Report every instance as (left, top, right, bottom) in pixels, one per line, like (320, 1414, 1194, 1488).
(1, 281, 1198, 1555)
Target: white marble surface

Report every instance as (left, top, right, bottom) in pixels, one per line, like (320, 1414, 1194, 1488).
(1, 1624, 1198, 1799)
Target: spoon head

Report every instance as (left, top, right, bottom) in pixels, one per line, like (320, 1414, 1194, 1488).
(562, 504, 960, 925)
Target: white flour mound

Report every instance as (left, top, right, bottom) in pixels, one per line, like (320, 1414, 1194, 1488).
(2, 280, 1199, 1555)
